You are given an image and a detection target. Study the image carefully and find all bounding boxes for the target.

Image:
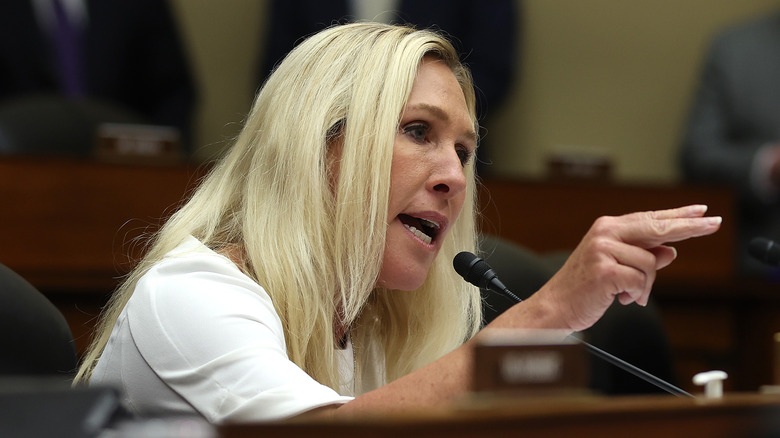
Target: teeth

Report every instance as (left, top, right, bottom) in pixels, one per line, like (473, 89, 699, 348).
(404, 224, 432, 244)
(419, 218, 440, 229)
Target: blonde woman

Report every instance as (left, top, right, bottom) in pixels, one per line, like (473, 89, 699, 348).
(75, 23, 720, 423)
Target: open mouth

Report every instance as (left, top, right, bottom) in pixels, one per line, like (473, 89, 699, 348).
(398, 214, 441, 245)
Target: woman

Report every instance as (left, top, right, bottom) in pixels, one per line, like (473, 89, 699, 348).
(75, 23, 720, 422)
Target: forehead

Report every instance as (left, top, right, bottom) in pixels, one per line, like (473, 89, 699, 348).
(409, 58, 465, 103)
(404, 58, 476, 137)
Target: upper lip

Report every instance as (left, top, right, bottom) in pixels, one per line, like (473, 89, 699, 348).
(402, 211, 449, 233)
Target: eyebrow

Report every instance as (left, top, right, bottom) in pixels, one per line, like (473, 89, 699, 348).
(408, 103, 478, 143)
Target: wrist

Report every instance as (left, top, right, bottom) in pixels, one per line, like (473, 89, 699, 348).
(483, 289, 574, 334)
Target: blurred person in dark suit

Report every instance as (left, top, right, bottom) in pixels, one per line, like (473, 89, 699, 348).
(0, 0, 197, 154)
(680, 10, 780, 277)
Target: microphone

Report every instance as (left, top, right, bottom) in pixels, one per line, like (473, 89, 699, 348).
(453, 251, 522, 302)
(453, 251, 694, 398)
(748, 237, 780, 266)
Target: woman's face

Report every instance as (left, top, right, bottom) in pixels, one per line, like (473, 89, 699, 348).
(376, 57, 477, 291)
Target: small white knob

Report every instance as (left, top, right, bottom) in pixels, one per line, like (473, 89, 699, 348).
(693, 370, 728, 399)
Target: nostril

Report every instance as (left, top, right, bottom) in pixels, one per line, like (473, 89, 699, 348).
(434, 183, 450, 193)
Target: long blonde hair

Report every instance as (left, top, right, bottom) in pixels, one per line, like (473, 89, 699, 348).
(76, 22, 482, 393)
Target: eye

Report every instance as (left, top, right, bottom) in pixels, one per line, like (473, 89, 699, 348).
(456, 146, 473, 167)
(402, 123, 430, 143)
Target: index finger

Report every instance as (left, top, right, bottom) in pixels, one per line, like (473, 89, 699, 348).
(647, 204, 709, 220)
(628, 204, 709, 221)
(610, 206, 722, 248)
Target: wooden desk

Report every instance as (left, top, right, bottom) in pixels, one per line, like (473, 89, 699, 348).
(220, 393, 780, 438)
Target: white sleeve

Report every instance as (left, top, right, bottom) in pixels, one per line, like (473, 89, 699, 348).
(125, 252, 353, 423)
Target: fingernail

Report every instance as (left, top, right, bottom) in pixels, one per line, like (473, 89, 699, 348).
(691, 204, 708, 214)
(708, 216, 723, 226)
(671, 247, 678, 260)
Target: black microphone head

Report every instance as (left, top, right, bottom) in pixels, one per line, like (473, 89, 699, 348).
(453, 251, 518, 301)
(748, 237, 780, 266)
(453, 251, 507, 292)
(453, 251, 486, 287)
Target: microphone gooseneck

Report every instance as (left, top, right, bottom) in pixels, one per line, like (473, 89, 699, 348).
(453, 251, 694, 398)
(748, 237, 780, 266)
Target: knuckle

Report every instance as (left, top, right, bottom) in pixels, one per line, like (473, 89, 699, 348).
(591, 216, 616, 234)
(590, 216, 617, 236)
(643, 210, 660, 220)
(594, 259, 619, 281)
(650, 220, 669, 235)
(590, 236, 615, 254)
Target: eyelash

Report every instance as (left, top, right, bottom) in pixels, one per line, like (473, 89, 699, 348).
(402, 123, 473, 167)
(403, 123, 429, 143)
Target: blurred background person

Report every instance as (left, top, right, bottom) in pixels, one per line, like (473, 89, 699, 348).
(680, 9, 780, 277)
(0, 0, 197, 156)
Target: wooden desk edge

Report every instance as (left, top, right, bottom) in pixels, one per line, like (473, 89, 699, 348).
(220, 393, 780, 438)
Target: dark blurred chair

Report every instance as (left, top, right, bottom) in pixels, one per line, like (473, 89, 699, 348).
(0, 94, 146, 157)
(0, 263, 77, 377)
(479, 234, 679, 395)
(0, 264, 130, 436)
(0, 381, 127, 438)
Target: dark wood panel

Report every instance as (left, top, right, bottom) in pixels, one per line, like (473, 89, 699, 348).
(1, 161, 734, 292)
(477, 178, 737, 287)
(4, 159, 770, 390)
(0, 156, 205, 291)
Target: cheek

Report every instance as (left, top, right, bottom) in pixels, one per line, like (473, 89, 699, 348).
(450, 191, 467, 221)
(387, 161, 419, 213)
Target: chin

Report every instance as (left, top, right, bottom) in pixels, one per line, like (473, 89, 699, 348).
(395, 279, 426, 291)
(377, 270, 429, 291)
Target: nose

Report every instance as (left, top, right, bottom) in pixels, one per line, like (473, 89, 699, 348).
(429, 148, 467, 197)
